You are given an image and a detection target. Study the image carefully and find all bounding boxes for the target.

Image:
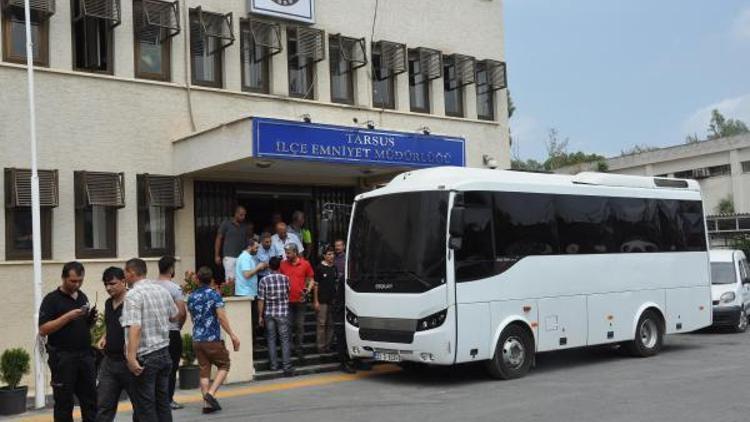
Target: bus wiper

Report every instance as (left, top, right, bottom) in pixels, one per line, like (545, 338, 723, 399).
(375, 270, 433, 289)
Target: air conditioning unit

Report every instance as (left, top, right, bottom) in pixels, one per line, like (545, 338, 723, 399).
(692, 168, 710, 179)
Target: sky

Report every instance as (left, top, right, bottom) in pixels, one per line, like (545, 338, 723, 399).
(505, 0, 750, 161)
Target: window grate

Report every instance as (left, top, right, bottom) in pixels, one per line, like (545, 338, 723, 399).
(477, 59, 507, 91)
(191, 6, 234, 56)
(76, 0, 121, 26)
(2, 0, 55, 18)
(330, 34, 367, 75)
(244, 18, 282, 63)
(416, 47, 442, 81)
(77, 171, 125, 208)
(372, 40, 406, 81)
(292, 26, 325, 66)
(447, 53, 475, 88)
(135, 0, 180, 44)
(144, 174, 183, 208)
(5, 168, 58, 208)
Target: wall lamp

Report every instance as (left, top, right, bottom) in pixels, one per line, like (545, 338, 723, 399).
(300, 114, 312, 123)
(483, 154, 499, 169)
(418, 126, 431, 135)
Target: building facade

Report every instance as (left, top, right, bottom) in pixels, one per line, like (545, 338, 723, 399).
(0, 0, 509, 389)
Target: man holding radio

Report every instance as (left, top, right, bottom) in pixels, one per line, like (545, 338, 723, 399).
(39, 261, 98, 422)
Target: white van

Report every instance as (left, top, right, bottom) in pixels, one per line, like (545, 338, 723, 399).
(710, 249, 750, 332)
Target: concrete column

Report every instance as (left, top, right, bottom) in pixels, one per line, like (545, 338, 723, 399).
(395, 71, 409, 111)
(223, 16, 242, 92)
(353, 42, 371, 107)
(730, 149, 744, 212)
(115, 0, 135, 79)
(223, 297, 255, 383)
(464, 83, 477, 120)
(645, 164, 654, 176)
(271, 30, 289, 96)
(431, 77, 445, 116)
(316, 41, 331, 102)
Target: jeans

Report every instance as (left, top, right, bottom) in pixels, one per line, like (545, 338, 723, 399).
(168, 331, 182, 402)
(95, 356, 136, 422)
(266, 315, 293, 371)
(289, 302, 307, 356)
(132, 347, 172, 422)
(47, 349, 97, 422)
(316, 303, 334, 352)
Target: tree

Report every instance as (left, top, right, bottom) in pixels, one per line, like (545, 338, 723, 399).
(542, 128, 607, 171)
(511, 158, 545, 172)
(684, 133, 701, 144)
(507, 90, 516, 119)
(716, 195, 735, 215)
(708, 109, 749, 139)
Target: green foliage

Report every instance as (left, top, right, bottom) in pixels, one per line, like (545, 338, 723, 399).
(181, 334, 196, 367)
(708, 109, 749, 140)
(542, 129, 606, 171)
(90, 312, 105, 347)
(730, 237, 750, 258)
(511, 159, 545, 172)
(507, 90, 516, 119)
(620, 144, 661, 156)
(716, 196, 735, 215)
(1, 348, 30, 390)
(685, 133, 701, 144)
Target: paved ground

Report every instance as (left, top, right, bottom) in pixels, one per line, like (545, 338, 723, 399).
(15, 328, 750, 422)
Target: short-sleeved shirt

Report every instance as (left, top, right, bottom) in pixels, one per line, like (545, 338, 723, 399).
(288, 226, 312, 244)
(187, 286, 225, 342)
(257, 273, 290, 318)
(315, 263, 338, 304)
(121, 280, 178, 357)
(104, 298, 125, 356)
(218, 220, 249, 258)
(39, 288, 92, 351)
(280, 257, 314, 303)
(255, 245, 274, 277)
(271, 233, 304, 258)
(155, 279, 185, 331)
(235, 250, 258, 297)
(334, 253, 346, 280)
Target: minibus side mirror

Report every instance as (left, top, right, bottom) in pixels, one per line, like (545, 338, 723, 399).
(449, 206, 465, 237)
(743, 277, 750, 285)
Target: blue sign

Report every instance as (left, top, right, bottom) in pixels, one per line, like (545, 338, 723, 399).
(252, 118, 465, 168)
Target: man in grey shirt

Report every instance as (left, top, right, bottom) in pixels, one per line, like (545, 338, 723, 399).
(214, 206, 249, 283)
(155, 256, 187, 410)
(122, 258, 178, 422)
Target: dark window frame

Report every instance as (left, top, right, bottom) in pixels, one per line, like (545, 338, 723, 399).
(189, 7, 233, 89)
(137, 174, 179, 257)
(408, 49, 430, 113)
(133, 0, 180, 81)
(371, 40, 405, 110)
(475, 61, 495, 120)
(328, 35, 355, 105)
(443, 55, 464, 118)
(1, 4, 51, 67)
(287, 26, 322, 99)
(4, 168, 56, 260)
(70, 0, 120, 74)
(74, 171, 122, 259)
(239, 18, 273, 94)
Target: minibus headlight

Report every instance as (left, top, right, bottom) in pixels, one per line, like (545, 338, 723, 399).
(720, 292, 736, 304)
(346, 308, 359, 327)
(416, 309, 448, 332)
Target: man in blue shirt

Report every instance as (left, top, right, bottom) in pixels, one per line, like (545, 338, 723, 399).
(187, 267, 240, 414)
(236, 238, 267, 343)
(255, 233, 275, 278)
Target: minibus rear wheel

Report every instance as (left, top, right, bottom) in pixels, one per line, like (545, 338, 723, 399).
(487, 324, 534, 380)
(625, 309, 664, 357)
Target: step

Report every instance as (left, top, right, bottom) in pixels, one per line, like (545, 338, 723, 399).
(254, 352, 339, 371)
(254, 342, 322, 359)
(253, 362, 343, 381)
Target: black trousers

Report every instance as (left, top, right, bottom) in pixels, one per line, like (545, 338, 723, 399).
(95, 356, 136, 422)
(48, 349, 97, 422)
(168, 331, 182, 402)
(333, 321, 350, 365)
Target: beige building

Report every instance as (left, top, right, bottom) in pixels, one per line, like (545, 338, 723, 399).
(0, 0, 509, 390)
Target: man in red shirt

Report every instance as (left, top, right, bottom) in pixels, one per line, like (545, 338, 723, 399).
(280, 243, 314, 363)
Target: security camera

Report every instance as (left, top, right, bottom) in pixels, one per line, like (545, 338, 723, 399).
(483, 154, 499, 169)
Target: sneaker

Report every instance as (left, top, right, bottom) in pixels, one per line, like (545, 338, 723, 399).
(202, 407, 218, 414)
(269, 365, 280, 371)
(170, 401, 184, 410)
(204, 393, 222, 411)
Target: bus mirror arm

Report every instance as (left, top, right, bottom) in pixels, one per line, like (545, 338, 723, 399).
(449, 236, 463, 250)
(449, 206, 465, 237)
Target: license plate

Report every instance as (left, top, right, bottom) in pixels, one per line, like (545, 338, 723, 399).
(373, 352, 401, 362)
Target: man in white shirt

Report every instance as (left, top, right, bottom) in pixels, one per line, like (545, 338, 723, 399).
(271, 222, 303, 258)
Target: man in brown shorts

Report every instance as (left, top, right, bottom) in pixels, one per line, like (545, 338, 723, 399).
(186, 267, 240, 414)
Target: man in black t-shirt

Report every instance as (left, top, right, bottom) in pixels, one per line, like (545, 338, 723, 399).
(96, 267, 137, 422)
(313, 247, 338, 354)
(39, 261, 98, 422)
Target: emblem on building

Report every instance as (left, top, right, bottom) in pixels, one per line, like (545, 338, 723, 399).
(272, 0, 299, 5)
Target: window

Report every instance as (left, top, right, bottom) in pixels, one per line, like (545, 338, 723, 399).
(455, 192, 496, 282)
(240, 18, 280, 94)
(137, 174, 183, 257)
(371, 41, 405, 109)
(2, 0, 53, 66)
(4, 168, 57, 260)
(476, 59, 506, 120)
(475, 61, 494, 120)
(443, 54, 475, 118)
(71, 0, 121, 73)
(287, 26, 324, 99)
(133, 0, 180, 81)
(708, 164, 731, 177)
(742, 161, 750, 173)
(409, 47, 441, 113)
(189, 7, 233, 88)
(329, 35, 366, 105)
(74, 171, 124, 258)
